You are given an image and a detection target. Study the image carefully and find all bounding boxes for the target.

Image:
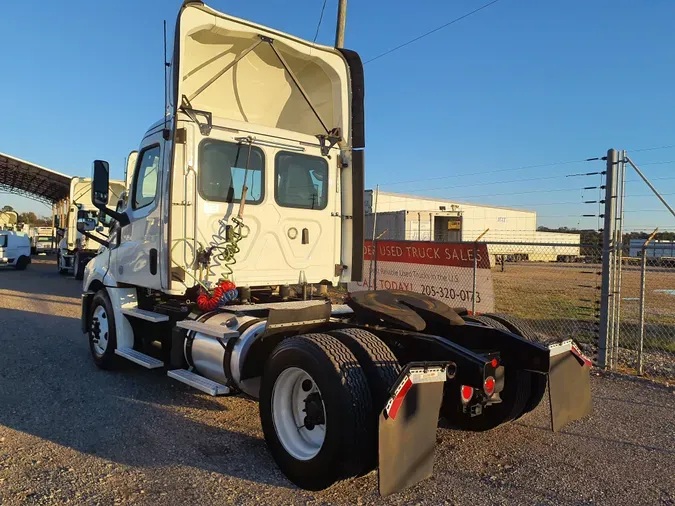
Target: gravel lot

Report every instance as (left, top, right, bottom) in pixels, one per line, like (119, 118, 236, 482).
(0, 258, 673, 505)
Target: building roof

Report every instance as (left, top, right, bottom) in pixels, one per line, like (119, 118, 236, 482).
(0, 152, 72, 204)
(366, 190, 536, 214)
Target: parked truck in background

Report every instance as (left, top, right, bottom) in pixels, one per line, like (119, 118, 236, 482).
(30, 226, 55, 254)
(0, 210, 19, 231)
(54, 177, 125, 279)
(80, 1, 592, 497)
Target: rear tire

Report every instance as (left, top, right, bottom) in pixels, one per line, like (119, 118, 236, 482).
(327, 328, 401, 470)
(259, 333, 373, 490)
(14, 256, 28, 271)
(88, 290, 119, 370)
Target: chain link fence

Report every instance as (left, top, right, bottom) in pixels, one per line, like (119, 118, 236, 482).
(486, 243, 601, 358)
(614, 244, 675, 379)
(357, 238, 602, 360)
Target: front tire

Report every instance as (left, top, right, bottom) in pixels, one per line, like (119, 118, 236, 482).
(259, 333, 373, 490)
(88, 290, 119, 370)
(74, 252, 84, 280)
(57, 252, 67, 275)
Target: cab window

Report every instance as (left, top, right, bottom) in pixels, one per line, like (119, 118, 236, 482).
(199, 140, 264, 204)
(133, 145, 161, 210)
(0, 235, 6, 248)
(275, 152, 328, 210)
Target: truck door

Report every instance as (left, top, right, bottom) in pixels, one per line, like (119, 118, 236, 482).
(112, 135, 164, 289)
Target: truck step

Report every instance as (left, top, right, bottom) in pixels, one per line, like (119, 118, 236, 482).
(121, 307, 169, 323)
(115, 348, 164, 369)
(167, 369, 230, 396)
(176, 320, 239, 340)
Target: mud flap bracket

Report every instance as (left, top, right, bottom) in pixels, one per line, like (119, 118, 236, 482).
(378, 362, 448, 497)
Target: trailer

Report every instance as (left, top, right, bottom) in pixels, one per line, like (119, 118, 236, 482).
(80, 1, 591, 496)
(54, 177, 125, 279)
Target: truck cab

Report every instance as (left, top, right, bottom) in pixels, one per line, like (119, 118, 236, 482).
(55, 177, 125, 280)
(0, 231, 31, 270)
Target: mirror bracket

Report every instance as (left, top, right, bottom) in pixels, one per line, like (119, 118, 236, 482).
(77, 224, 109, 249)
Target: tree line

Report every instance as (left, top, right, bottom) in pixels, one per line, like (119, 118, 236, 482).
(1, 206, 52, 227)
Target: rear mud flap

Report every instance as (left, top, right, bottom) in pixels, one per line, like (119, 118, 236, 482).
(378, 363, 448, 497)
(548, 341, 592, 432)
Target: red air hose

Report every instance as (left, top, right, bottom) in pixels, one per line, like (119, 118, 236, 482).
(197, 280, 237, 312)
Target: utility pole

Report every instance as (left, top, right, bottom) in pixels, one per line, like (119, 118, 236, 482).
(335, 0, 347, 48)
(598, 149, 618, 369)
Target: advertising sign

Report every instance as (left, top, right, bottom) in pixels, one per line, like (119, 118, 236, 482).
(349, 240, 494, 313)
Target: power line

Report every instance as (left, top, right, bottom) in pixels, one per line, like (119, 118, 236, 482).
(312, 0, 329, 43)
(363, 0, 502, 64)
(629, 145, 675, 153)
(379, 157, 590, 187)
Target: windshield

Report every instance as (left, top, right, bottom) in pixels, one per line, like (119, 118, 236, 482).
(77, 210, 98, 222)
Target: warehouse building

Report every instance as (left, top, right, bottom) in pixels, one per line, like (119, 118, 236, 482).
(365, 191, 580, 262)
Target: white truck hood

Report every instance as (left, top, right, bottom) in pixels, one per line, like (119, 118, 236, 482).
(173, 2, 353, 143)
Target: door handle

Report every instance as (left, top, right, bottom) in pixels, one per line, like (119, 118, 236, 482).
(150, 248, 158, 275)
(302, 228, 309, 244)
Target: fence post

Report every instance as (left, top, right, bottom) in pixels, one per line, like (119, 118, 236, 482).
(612, 150, 627, 367)
(472, 242, 477, 314)
(637, 247, 647, 375)
(598, 149, 618, 369)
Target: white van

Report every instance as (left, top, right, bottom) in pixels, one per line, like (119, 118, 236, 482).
(0, 232, 31, 270)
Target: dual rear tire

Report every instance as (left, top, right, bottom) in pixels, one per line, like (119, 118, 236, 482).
(259, 329, 400, 490)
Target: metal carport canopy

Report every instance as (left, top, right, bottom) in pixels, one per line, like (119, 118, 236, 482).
(0, 151, 72, 205)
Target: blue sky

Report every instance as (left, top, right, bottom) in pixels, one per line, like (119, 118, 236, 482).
(0, 0, 673, 231)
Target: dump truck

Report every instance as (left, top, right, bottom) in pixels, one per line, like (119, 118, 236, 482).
(80, 1, 592, 496)
(54, 177, 125, 279)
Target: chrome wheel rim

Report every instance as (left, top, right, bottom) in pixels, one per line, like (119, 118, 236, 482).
(271, 367, 326, 460)
(91, 305, 109, 357)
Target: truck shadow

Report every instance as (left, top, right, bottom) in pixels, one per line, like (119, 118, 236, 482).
(0, 307, 294, 489)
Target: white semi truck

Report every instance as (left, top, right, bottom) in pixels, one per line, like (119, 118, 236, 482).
(30, 226, 55, 254)
(0, 210, 19, 231)
(54, 177, 125, 279)
(81, 1, 592, 496)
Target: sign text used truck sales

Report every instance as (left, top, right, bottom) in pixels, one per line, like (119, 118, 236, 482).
(349, 240, 495, 313)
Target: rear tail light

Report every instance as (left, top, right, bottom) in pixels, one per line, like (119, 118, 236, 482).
(490, 358, 498, 368)
(460, 385, 473, 403)
(484, 376, 496, 396)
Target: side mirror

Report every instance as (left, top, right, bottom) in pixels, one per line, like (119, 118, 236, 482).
(90, 159, 130, 227)
(95, 226, 104, 233)
(92, 160, 110, 207)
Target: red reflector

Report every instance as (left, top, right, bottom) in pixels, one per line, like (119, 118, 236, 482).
(484, 376, 496, 396)
(460, 385, 473, 403)
(491, 358, 498, 368)
(386, 377, 413, 420)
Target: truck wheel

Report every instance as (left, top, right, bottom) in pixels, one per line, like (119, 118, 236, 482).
(327, 328, 400, 414)
(14, 256, 28, 271)
(482, 313, 548, 418)
(88, 290, 119, 370)
(259, 333, 373, 490)
(74, 253, 84, 280)
(57, 253, 67, 275)
(327, 328, 400, 470)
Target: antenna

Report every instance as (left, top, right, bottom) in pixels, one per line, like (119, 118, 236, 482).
(162, 20, 171, 140)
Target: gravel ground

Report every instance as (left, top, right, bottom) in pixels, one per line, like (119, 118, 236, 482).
(0, 258, 673, 506)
